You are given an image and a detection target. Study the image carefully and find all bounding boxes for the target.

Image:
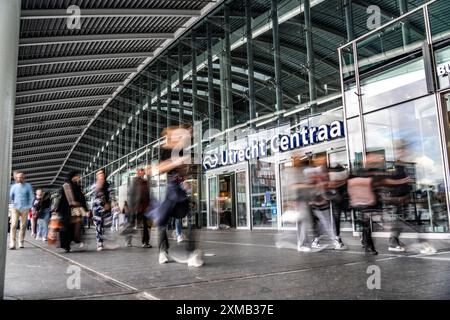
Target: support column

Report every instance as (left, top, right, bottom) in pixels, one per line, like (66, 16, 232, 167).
(147, 75, 153, 143)
(178, 44, 184, 125)
(191, 33, 198, 125)
(246, 0, 256, 126)
(206, 19, 215, 132)
(167, 54, 172, 127)
(272, 0, 282, 120)
(156, 63, 162, 139)
(304, 0, 317, 113)
(398, 0, 410, 46)
(224, 4, 233, 128)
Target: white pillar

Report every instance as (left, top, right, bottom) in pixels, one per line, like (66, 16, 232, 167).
(0, 0, 21, 299)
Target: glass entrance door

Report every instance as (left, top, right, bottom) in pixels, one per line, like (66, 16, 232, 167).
(206, 164, 250, 229)
(207, 176, 219, 228)
(235, 170, 249, 229)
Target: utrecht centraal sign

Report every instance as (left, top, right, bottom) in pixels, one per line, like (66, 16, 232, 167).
(203, 120, 345, 170)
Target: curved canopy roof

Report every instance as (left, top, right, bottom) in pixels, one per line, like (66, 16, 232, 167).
(13, 0, 217, 187)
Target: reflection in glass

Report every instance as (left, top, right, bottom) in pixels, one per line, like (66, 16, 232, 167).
(251, 161, 277, 228)
(360, 57, 427, 114)
(208, 176, 218, 228)
(364, 96, 449, 233)
(236, 171, 248, 228)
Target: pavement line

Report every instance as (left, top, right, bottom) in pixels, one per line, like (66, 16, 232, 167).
(404, 250, 450, 258)
(409, 257, 450, 261)
(25, 239, 159, 300)
(200, 240, 395, 256)
(150, 255, 404, 291)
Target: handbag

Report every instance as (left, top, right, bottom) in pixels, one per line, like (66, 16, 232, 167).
(63, 183, 87, 218)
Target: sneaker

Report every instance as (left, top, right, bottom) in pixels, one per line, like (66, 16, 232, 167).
(159, 252, 169, 264)
(78, 242, 85, 249)
(142, 243, 152, 248)
(297, 245, 312, 252)
(19, 242, 24, 248)
(333, 238, 347, 251)
(187, 250, 204, 267)
(97, 246, 103, 252)
(31, 232, 35, 238)
(35, 237, 42, 241)
(364, 247, 378, 255)
(311, 238, 321, 249)
(9, 246, 16, 250)
(388, 246, 406, 252)
(43, 237, 47, 242)
(420, 244, 437, 254)
(177, 235, 184, 243)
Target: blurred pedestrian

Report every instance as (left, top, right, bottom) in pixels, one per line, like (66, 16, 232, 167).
(9, 171, 34, 249)
(57, 171, 88, 253)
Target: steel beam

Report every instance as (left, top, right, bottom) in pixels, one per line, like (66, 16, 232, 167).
(15, 106, 101, 120)
(246, 0, 256, 126)
(19, 33, 174, 47)
(305, 0, 317, 113)
(13, 142, 75, 154)
(272, 0, 282, 118)
(191, 33, 198, 123)
(18, 52, 153, 67)
(17, 68, 135, 84)
(206, 19, 215, 131)
(21, 9, 201, 19)
(16, 84, 121, 97)
(178, 44, 184, 125)
(14, 117, 90, 130)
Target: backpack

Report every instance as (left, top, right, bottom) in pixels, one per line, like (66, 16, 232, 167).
(347, 177, 376, 208)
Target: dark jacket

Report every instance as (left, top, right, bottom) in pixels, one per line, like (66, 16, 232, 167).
(57, 180, 88, 225)
(128, 177, 150, 215)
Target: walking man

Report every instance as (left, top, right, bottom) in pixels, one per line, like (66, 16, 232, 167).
(9, 171, 34, 249)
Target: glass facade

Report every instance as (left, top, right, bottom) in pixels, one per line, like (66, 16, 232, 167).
(77, 0, 450, 236)
(340, 0, 450, 234)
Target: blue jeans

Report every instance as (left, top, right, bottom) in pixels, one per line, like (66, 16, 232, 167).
(37, 209, 51, 239)
(175, 218, 182, 237)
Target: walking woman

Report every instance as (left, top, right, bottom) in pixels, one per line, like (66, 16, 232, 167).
(91, 169, 114, 251)
(57, 171, 88, 253)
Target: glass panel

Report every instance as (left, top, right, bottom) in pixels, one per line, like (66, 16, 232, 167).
(434, 45, 450, 90)
(343, 80, 359, 119)
(364, 95, 449, 233)
(235, 171, 248, 227)
(359, 56, 427, 114)
(429, 0, 450, 43)
(357, 10, 426, 74)
(208, 176, 218, 228)
(251, 161, 277, 228)
(279, 161, 297, 228)
(218, 174, 233, 228)
(347, 117, 364, 169)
